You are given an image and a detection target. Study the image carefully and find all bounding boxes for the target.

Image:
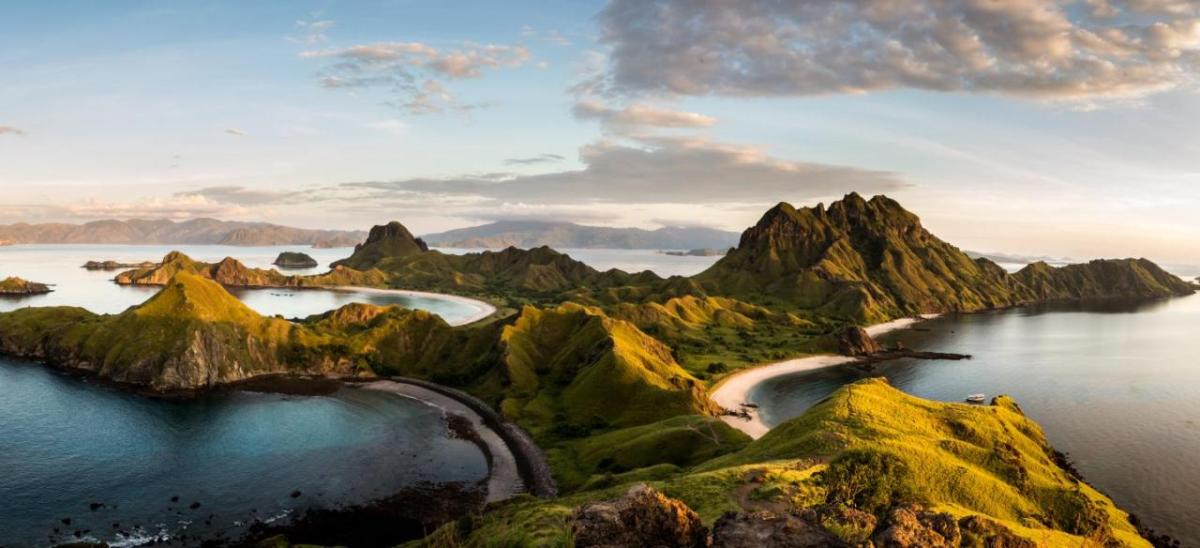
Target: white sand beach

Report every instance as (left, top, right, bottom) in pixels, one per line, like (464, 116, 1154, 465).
(712, 314, 940, 439)
(333, 286, 497, 326)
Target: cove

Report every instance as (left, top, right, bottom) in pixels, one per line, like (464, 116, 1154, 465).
(0, 357, 488, 547)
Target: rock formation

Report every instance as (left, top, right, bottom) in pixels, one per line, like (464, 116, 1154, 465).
(0, 277, 52, 295)
(572, 485, 707, 548)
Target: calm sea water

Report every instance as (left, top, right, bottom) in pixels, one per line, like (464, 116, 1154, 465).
(753, 295, 1200, 545)
(0, 357, 487, 547)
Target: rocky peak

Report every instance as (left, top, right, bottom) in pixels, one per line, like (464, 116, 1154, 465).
(571, 485, 708, 548)
(331, 221, 429, 271)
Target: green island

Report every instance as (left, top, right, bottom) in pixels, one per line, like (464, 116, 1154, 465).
(0, 193, 1191, 547)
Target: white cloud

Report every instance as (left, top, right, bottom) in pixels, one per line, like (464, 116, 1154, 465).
(302, 41, 531, 114)
(595, 0, 1200, 104)
(573, 100, 716, 134)
(0, 126, 26, 136)
(225, 128, 247, 136)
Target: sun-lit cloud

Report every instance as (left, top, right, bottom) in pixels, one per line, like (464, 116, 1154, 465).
(302, 40, 531, 114)
(595, 0, 1200, 105)
(504, 153, 565, 166)
(0, 126, 27, 136)
(573, 100, 716, 134)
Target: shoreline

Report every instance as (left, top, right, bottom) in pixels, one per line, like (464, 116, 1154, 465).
(332, 286, 497, 326)
(711, 314, 940, 439)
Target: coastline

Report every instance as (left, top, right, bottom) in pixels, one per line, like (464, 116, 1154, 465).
(333, 286, 497, 326)
(711, 314, 940, 439)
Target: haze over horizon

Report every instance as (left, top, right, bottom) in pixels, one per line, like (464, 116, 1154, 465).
(3, 0, 1200, 264)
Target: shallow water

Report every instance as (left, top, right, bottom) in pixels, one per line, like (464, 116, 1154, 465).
(0, 357, 487, 547)
(753, 295, 1200, 545)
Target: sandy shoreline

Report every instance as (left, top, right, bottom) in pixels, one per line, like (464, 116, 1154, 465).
(358, 380, 522, 503)
(333, 286, 497, 326)
(712, 314, 940, 439)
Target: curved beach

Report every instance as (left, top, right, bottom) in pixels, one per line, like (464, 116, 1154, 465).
(333, 286, 497, 326)
(712, 314, 939, 439)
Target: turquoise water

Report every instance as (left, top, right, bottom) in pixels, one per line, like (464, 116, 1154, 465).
(753, 295, 1200, 545)
(0, 357, 487, 546)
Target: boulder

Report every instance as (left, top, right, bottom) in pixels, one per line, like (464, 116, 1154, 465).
(711, 511, 844, 547)
(273, 252, 319, 269)
(572, 484, 707, 548)
(835, 326, 882, 356)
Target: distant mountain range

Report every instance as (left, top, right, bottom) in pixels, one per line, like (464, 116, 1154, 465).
(421, 221, 740, 250)
(0, 219, 366, 247)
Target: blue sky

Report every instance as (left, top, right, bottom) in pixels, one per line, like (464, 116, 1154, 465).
(2, 0, 1200, 265)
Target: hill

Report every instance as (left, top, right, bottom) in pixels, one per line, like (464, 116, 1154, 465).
(0, 277, 52, 295)
(422, 220, 740, 250)
(694, 193, 1193, 324)
(0, 218, 365, 247)
(412, 378, 1150, 547)
(114, 251, 387, 289)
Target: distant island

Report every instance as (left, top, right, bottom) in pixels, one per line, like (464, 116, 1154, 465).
(421, 220, 740, 250)
(661, 248, 728, 257)
(0, 277, 52, 295)
(273, 251, 319, 269)
(0, 218, 366, 247)
(82, 260, 157, 271)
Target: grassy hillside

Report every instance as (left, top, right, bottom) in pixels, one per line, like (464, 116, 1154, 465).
(1013, 258, 1194, 301)
(410, 379, 1151, 547)
(114, 251, 388, 289)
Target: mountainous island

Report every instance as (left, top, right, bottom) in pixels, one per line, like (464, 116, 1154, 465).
(422, 220, 741, 250)
(0, 218, 366, 247)
(0, 193, 1188, 546)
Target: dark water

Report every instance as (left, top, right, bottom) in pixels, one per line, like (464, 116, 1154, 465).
(754, 295, 1200, 545)
(0, 357, 487, 547)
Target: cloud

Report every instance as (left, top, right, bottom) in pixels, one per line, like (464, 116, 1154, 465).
(175, 185, 300, 206)
(225, 128, 247, 136)
(0, 126, 26, 136)
(504, 153, 565, 166)
(302, 41, 531, 114)
(573, 100, 716, 133)
(340, 136, 908, 205)
(288, 18, 335, 44)
(595, 0, 1200, 104)
(366, 119, 408, 135)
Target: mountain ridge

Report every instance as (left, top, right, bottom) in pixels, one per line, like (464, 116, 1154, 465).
(0, 218, 366, 247)
(422, 220, 740, 250)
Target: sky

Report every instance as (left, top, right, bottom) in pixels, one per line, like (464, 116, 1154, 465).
(2, 0, 1200, 265)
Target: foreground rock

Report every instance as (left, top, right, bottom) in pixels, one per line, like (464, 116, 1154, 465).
(0, 276, 52, 295)
(572, 485, 707, 548)
(273, 251, 319, 269)
(835, 326, 883, 356)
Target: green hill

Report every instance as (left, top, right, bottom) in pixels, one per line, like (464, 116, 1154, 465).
(114, 251, 387, 288)
(412, 379, 1150, 547)
(693, 193, 1193, 324)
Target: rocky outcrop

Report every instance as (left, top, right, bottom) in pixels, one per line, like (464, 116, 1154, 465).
(0, 276, 52, 295)
(835, 326, 882, 356)
(273, 252, 319, 269)
(711, 511, 844, 547)
(872, 505, 1034, 548)
(571, 485, 707, 548)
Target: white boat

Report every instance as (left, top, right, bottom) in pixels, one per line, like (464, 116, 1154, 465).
(965, 394, 986, 403)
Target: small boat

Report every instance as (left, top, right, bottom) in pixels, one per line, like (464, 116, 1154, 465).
(965, 394, 986, 404)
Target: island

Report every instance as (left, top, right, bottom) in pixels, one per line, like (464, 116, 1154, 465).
(273, 251, 320, 269)
(0, 276, 52, 295)
(82, 260, 157, 271)
(661, 248, 728, 257)
(1, 193, 1187, 546)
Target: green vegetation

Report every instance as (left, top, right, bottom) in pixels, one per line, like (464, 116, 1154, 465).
(411, 379, 1151, 547)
